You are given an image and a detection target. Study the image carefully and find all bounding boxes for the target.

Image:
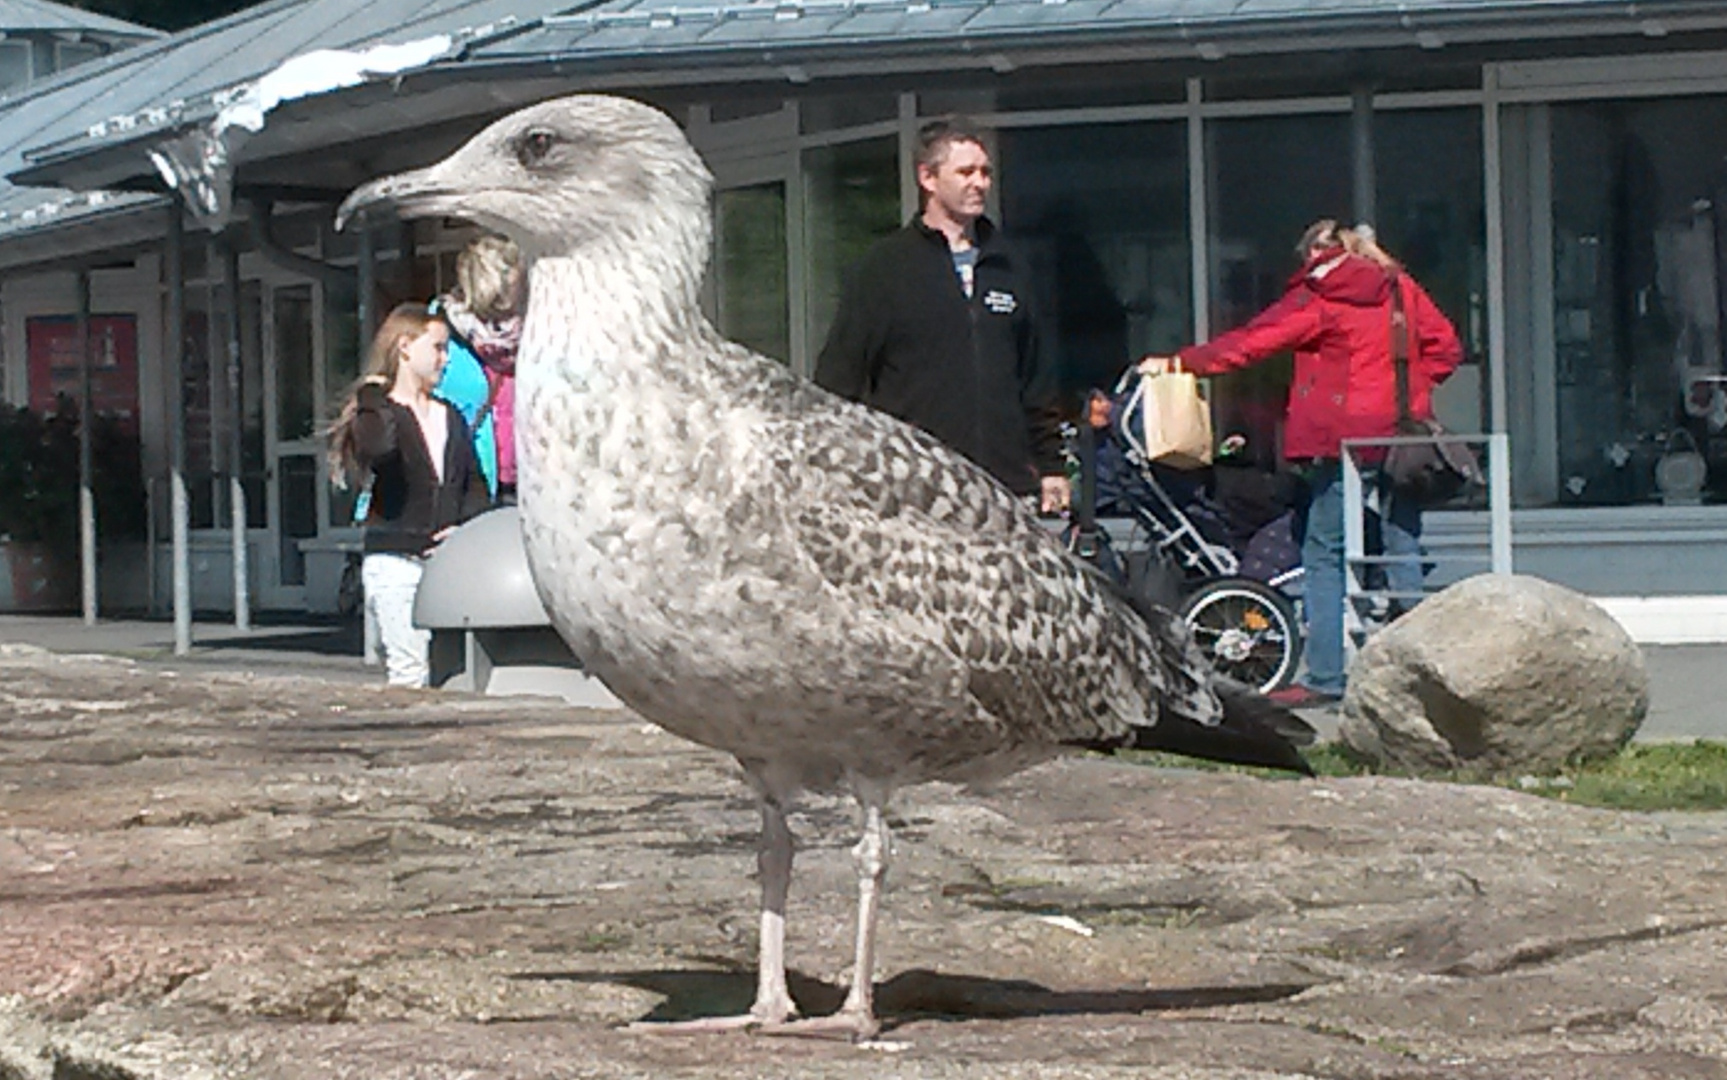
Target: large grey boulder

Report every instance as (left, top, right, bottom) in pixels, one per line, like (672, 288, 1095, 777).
(1338, 573, 1647, 776)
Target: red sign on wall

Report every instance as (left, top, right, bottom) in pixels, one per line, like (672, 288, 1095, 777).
(25, 314, 139, 429)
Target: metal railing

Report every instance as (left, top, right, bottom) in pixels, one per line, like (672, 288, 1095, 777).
(1340, 432, 1512, 660)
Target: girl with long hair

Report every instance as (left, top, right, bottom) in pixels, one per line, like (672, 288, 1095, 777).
(329, 303, 488, 686)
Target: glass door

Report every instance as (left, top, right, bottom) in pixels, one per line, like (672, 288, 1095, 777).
(802, 136, 901, 376)
(259, 280, 318, 608)
(714, 178, 791, 366)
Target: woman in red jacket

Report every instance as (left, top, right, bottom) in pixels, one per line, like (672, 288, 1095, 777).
(1156, 220, 1463, 706)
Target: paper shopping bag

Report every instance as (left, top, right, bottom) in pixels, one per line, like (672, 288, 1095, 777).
(1132, 362, 1213, 469)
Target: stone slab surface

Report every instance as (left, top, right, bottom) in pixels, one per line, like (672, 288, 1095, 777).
(1, 644, 1724, 1078)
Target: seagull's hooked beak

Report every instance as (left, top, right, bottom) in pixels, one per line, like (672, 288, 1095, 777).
(335, 159, 465, 233)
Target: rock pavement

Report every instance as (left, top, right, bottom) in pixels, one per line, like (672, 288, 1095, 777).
(0, 644, 1723, 1078)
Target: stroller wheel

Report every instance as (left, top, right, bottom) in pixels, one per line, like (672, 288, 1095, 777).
(1179, 577, 1303, 695)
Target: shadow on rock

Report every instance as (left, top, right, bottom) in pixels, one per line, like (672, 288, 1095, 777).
(513, 966, 1315, 1028)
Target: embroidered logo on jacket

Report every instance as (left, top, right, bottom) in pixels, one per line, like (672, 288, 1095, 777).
(983, 289, 1017, 314)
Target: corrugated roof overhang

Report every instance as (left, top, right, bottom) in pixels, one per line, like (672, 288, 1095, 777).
(13, 0, 1727, 211)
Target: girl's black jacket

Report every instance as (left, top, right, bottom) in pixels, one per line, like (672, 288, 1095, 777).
(353, 386, 490, 556)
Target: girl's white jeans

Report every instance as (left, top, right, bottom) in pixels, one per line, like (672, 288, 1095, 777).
(362, 552, 429, 687)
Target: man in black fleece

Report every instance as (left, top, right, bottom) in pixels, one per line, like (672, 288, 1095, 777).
(814, 119, 1069, 514)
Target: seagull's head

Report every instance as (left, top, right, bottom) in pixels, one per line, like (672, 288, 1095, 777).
(336, 94, 713, 263)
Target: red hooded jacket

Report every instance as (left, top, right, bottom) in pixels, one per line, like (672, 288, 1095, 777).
(1177, 250, 1463, 461)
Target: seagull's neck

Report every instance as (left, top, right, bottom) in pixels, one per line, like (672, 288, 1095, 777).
(522, 222, 712, 389)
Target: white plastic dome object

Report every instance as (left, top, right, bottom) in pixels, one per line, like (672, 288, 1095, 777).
(413, 506, 552, 629)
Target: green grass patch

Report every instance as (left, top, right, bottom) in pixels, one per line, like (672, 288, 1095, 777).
(1118, 744, 1367, 781)
(1119, 740, 1727, 813)
(1542, 741, 1727, 812)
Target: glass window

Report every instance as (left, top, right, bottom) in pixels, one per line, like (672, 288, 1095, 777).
(802, 136, 901, 367)
(0, 42, 30, 92)
(1375, 108, 1486, 434)
(277, 454, 318, 586)
(1000, 122, 1190, 402)
(324, 280, 359, 408)
(1551, 96, 1727, 506)
(800, 93, 897, 135)
(240, 281, 266, 526)
(324, 278, 361, 527)
(996, 72, 1184, 112)
(182, 284, 216, 528)
(1205, 68, 1349, 103)
(1373, 64, 1484, 95)
(1207, 64, 1479, 101)
(1205, 114, 1351, 459)
(715, 182, 790, 364)
(180, 241, 206, 284)
(919, 90, 994, 117)
(54, 41, 101, 74)
(411, 248, 461, 300)
(712, 98, 784, 124)
(1203, 111, 1482, 464)
(273, 284, 315, 443)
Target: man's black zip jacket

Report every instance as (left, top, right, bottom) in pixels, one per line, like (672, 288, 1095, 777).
(813, 215, 1063, 497)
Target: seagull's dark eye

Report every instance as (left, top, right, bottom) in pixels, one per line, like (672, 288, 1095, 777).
(516, 129, 559, 169)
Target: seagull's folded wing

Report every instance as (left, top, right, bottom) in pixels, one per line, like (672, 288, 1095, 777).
(773, 400, 1223, 746)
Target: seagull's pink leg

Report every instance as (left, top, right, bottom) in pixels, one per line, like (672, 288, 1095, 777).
(627, 796, 799, 1033)
(757, 788, 890, 1041)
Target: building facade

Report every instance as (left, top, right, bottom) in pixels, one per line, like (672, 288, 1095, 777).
(0, 0, 159, 96)
(4, 0, 1727, 638)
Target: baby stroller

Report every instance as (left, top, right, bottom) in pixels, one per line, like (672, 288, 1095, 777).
(1067, 373, 1306, 694)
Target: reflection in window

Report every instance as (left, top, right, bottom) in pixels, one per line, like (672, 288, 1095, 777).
(996, 73, 1184, 112)
(1001, 122, 1190, 403)
(1203, 111, 1481, 464)
(1552, 96, 1727, 506)
(800, 94, 897, 135)
(325, 280, 360, 411)
(273, 285, 315, 443)
(1206, 114, 1351, 459)
(53, 42, 101, 73)
(803, 137, 901, 367)
(190, 273, 271, 532)
(277, 454, 318, 587)
(0, 42, 29, 92)
(1375, 108, 1486, 435)
(716, 182, 790, 364)
(240, 282, 266, 526)
(183, 284, 216, 528)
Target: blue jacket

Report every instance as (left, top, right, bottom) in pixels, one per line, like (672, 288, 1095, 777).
(435, 329, 499, 499)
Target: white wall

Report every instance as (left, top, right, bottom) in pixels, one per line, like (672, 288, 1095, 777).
(1426, 506, 1727, 642)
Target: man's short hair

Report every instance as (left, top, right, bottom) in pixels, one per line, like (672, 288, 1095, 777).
(915, 117, 989, 173)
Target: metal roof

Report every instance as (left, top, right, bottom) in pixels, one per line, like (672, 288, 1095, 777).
(462, 0, 1727, 62)
(2, 0, 1727, 245)
(0, 0, 579, 242)
(0, 0, 161, 39)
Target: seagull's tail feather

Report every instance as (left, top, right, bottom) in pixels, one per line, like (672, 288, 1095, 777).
(1130, 679, 1316, 775)
(1216, 676, 1319, 748)
(1071, 560, 1315, 775)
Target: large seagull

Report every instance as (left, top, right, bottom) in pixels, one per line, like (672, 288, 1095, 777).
(338, 94, 1310, 1040)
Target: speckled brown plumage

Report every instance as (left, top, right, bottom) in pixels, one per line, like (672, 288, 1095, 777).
(336, 94, 1299, 1038)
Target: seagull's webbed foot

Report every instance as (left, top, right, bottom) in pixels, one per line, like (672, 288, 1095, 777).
(628, 787, 802, 1037)
(623, 997, 797, 1035)
(752, 1006, 881, 1042)
(750, 787, 894, 1045)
